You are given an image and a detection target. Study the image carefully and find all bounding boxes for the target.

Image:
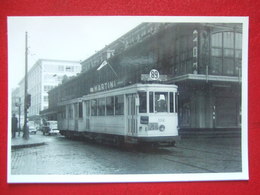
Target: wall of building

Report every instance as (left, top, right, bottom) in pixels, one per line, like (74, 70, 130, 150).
(16, 59, 81, 123)
(47, 23, 243, 130)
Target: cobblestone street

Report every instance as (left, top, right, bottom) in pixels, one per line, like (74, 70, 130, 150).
(11, 133, 242, 175)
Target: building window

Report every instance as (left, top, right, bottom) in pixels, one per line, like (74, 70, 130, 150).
(43, 96, 48, 102)
(210, 31, 242, 76)
(44, 85, 54, 92)
(58, 65, 64, 71)
(66, 66, 74, 72)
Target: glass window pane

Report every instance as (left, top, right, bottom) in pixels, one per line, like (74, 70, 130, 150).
(223, 32, 234, 48)
(211, 33, 222, 47)
(235, 58, 242, 75)
(223, 58, 234, 75)
(79, 102, 83, 118)
(170, 92, 174, 113)
(211, 48, 222, 56)
(149, 92, 154, 113)
(211, 57, 222, 75)
(139, 92, 147, 113)
(115, 95, 124, 115)
(98, 98, 106, 116)
(106, 96, 114, 116)
(69, 105, 73, 119)
(85, 101, 90, 116)
(235, 49, 242, 58)
(224, 49, 234, 57)
(235, 33, 242, 49)
(175, 93, 178, 113)
(155, 92, 168, 112)
(91, 99, 97, 116)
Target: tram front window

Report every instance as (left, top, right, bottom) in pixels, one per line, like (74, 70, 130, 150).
(155, 92, 168, 112)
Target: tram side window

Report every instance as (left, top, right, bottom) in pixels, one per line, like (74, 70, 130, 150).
(91, 99, 97, 116)
(68, 105, 73, 119)
(98, 98, 106, 116)
(115, 95, 124, 115)
(74, 103, 78, 118)
(170, 92, 174, 113)
(155, 92, 168, 112)
(85, 101, 90, 116)
(106, 96, 115, 116)
(149, 92, 154, 113)
(61, 106, 66, 119)
(175, 93, 179, 112)
(139, 92, 147, 113)
(79, 102, 83, 118)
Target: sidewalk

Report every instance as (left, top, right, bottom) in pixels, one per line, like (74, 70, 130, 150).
(11, 132, 45, 149)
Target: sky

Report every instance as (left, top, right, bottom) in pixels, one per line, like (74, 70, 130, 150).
(8, 16, 247, 90)
(7, 16, 143, 90)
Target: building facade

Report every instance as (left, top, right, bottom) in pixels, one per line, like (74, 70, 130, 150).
(17, 59, 81, 122)
(47, 23, 243, 131)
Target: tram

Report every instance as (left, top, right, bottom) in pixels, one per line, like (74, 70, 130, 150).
(58, 83, 179, 146)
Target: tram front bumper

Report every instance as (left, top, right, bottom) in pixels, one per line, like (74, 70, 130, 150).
(137, 135, 181, 143)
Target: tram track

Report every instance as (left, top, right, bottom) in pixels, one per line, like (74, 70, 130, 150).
(162, 156, 217, 173)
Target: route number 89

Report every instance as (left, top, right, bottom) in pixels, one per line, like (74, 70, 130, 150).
(150, 69, 160, 80)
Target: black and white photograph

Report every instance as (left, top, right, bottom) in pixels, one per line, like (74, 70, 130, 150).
(8, 16, 248, 183)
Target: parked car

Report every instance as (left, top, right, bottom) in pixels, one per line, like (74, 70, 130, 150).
(28, 121, 37, 134)
(42, 120, 59, 135)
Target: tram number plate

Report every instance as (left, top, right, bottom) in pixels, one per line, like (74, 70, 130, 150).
(148, 123, 158, 130)
(149, 69, 160, 80)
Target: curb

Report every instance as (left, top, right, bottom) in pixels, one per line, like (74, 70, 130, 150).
(11, 142, 45, 149)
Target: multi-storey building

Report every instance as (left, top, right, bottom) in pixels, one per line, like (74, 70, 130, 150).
(17, 59, 81, 122)
(47, 22, 244, 132)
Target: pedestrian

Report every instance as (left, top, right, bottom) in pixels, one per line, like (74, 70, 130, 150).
(12, 113, 18, 138)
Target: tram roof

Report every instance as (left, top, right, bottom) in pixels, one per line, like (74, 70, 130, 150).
(58, 83, 177, 105)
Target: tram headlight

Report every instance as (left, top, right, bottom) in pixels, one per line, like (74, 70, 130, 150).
(159, 125, 165, 132)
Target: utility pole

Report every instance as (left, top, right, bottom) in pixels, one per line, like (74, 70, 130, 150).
(15, 97, 21, 136)
(23, 32, 29, 139)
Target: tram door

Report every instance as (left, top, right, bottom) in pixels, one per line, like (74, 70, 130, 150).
(126, 94, 137, 136)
